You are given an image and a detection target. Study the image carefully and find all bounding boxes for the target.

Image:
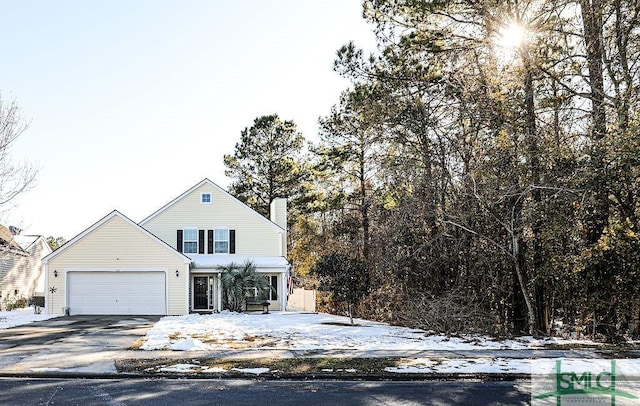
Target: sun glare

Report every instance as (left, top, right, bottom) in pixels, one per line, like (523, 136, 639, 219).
(497, 23, 525, 50)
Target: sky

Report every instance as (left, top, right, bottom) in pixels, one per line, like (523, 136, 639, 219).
(0, 1, 377, 239)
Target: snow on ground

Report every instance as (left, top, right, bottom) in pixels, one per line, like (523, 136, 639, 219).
(387, 358, 533, 374)
(140, 312, 640, 375)
(231, 367, 270, 375)
(387, 358, 640, 374)
(0, 307, 58, 329)
(140, 311, 588, 352)
(158, 364, 198, 373)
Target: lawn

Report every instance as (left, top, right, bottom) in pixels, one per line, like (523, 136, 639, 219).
(131, 311, 640, 376)
(140, 311, 548, 352)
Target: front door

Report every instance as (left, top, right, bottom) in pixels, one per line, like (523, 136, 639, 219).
(193, 275, 215, 311)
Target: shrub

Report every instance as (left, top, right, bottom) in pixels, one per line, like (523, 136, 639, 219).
(394, 288, 494, 335)
(4, 296, 27, 311)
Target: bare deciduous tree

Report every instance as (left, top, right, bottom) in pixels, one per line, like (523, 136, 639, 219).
(0, 95, 38, 212)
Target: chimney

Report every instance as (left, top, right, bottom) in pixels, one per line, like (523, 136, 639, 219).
(270, 198, 287, 231)
(270, 198, 287, 257)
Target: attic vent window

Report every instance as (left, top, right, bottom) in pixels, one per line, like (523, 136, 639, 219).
(201, 193, 212, 204)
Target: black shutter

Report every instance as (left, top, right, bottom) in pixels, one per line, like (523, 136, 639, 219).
(229, 229, 236, 254)
(198, 230, 205, 254)
(176, 230, 183, 253)
(207, 230, 213, 254)
(271, 275, 278, 300)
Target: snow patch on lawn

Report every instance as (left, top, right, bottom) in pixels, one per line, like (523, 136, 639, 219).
(169, 337, 209, 351)
(232, 367, 270, 375)
(30, 367, 61, 372)
(140, 311, 544, 352)
(387, 358, 640, 375)
(0, 308, 58, 329)
(202, 366, 227, 373)
(387, 358, 533, 374)
(158, 364, 199, 373)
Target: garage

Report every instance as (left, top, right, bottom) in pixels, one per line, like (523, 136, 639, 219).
(67, 271, 166, 315)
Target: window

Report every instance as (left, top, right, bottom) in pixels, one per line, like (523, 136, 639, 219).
(259, 275, 278, 301)
(183, 229, 198, 253)
(214, 228, 229, 253)
(201, 193, 212, 204)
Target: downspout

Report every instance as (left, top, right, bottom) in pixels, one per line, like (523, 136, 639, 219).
(184, 265, 189, 315)
(43, 261, 49, 315)
(217, 274, 222, 312)
(280, 271, 287, 311)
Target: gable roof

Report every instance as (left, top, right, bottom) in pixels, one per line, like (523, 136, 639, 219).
(43, 210, 192, 264)
(13, 235, 49, 252)
(138, 178, 285, 232)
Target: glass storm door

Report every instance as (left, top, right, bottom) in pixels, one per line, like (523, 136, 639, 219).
(194, 276, 210, 310)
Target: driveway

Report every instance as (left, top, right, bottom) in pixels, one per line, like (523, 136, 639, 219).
(0, 315, 161, 375)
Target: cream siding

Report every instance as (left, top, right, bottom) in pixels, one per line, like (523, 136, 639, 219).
(46, 215, 188, 315)
(0, 237, 50, 308)
(270, 198, 287, 257)
(142, 183, 283, 256)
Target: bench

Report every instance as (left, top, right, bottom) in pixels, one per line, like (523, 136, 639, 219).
(246, 300, 270, 314)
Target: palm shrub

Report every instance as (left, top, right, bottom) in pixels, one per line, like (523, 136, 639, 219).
(219, 261, 269, 312)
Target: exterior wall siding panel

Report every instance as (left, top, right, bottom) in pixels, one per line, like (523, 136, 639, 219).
(0, 238, 50, 307)
(46, 215, 188, 315)
(143, 183, 283, 256)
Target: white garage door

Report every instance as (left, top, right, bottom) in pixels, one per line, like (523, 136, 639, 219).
(68, 271, 166, 315)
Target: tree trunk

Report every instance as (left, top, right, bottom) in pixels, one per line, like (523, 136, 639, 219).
(360, 148, 370, 261)
(523, 52, 547, 335)
(580, 0, 609, 243)
(513, 231, 536, 336)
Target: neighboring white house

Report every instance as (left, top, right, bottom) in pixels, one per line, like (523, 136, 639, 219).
(0, 226, 51, 309)
(43, 178, 289, 315)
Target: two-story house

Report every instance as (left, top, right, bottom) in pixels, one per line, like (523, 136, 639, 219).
(43, 179, 289, 315)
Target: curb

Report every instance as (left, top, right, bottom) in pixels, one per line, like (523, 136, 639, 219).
(0, 370, 533, 381)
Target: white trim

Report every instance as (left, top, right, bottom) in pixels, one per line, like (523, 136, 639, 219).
(187, 254, 289, 269)
(139, 178, 285, 232)
(191, 273, 217, 312)
(217, 276, 222, 311)
(279, 272, 286, 311)
(166, 270, 170, 315)
(64, 267, 171, 272)
(200, 192, 212, 204)
(44, 262, 49, 315)
(184, 264, 190, 315)
(183, 228, 198, 254)
(65, 268, 169, 315)
(213, 227, 230, 254)
(43, 210, 192, 265)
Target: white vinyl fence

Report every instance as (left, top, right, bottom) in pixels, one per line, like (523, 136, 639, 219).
(287, 288, 316, 312)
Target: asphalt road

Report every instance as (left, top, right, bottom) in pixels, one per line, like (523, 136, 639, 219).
(0, 378, 530, 405)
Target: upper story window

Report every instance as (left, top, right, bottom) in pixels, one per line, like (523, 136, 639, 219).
(183, 229, 198, 253)
(214, 228, 229, 253)
(201, 193, 212, 204)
